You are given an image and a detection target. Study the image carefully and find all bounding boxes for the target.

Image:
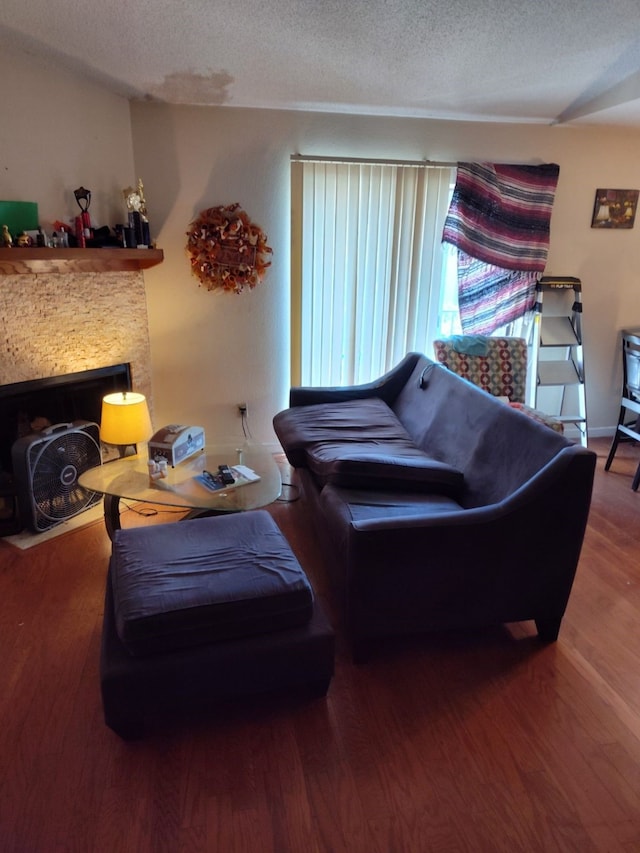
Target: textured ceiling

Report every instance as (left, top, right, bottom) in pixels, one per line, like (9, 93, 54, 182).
(4, 0, 640, 125)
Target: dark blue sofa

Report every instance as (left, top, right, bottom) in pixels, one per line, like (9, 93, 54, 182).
(273, 353, 597, 661)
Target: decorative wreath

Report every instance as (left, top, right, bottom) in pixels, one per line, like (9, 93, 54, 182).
(186, 203, 273, 294)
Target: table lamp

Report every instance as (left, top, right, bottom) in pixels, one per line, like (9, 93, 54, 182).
(100, 391, 153, 457)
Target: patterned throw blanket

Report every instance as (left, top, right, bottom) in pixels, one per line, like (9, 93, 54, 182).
(442, 162, 560, 334)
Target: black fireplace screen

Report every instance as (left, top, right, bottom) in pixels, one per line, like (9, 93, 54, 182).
(0, 364, 132, 475)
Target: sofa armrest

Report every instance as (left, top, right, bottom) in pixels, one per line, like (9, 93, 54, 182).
(320, 446, 594, 590)
(289, 352, 423, 407)
(338, 450, 595, 648)
(348, 445, 595, 534)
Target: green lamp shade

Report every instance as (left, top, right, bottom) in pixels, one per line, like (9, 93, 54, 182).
(0, 201, 39, 237)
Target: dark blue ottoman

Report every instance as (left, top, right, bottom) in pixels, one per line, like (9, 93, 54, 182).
(100, 510, 334, 739)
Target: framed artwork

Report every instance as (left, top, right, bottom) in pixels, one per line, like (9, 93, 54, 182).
(591, 188, 639, 228)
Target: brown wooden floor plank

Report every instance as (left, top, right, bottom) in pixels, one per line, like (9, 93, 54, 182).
(1, 438, 640, 851)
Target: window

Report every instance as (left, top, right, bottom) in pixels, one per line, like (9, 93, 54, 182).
(438, 241, 462, 338)
(291, 158, 456, 386)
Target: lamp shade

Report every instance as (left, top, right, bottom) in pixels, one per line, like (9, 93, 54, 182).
(100, 391, 153, 446)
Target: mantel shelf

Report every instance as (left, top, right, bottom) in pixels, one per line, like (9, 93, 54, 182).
(0, 247, 164, 275)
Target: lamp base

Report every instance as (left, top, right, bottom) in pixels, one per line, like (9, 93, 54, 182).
(117, 444, 138, 459)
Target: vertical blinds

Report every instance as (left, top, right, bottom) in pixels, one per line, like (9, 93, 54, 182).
(291, 158, 454, 386)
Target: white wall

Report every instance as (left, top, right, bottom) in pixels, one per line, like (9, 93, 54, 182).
(132, 101, 640, 442)
(4, 37, 640, 446)
(1, 44, 135, 232)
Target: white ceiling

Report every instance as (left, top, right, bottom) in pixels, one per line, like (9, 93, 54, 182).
(5, 0, 640, 126)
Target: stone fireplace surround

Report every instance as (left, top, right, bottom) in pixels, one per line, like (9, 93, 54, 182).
(0, 269, 153, 473)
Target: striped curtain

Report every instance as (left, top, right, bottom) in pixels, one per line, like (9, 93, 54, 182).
(442, 162, 560, 334)
(291, 159, 454, 386)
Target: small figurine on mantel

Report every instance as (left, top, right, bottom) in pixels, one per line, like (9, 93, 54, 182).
(2, 224, 12, 247)
(122, 178, 151, 247)
(74, 186, 92, 247)
(123, 178, 148, 220)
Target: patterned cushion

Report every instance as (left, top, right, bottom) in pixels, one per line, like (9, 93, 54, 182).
(433, 336, 528, 403)
(509, 402, 565, 434)
(433, 336, 564, 434)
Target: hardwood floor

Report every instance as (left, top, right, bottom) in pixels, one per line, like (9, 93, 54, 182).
(1, 438, 640, 852)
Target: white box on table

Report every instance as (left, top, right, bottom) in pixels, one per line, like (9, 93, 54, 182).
(148, 425, 205, 466)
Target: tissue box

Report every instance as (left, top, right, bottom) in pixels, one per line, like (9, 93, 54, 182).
(148, 425, 205, 466)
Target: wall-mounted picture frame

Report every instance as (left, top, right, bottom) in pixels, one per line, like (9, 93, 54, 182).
(591, 188, 639, 229)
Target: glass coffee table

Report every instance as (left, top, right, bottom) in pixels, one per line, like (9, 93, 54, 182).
(78, 443, 282, 540)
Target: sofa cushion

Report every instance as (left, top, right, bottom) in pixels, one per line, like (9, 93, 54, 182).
(312, 449, 464, 495)
(273, 397, 413, 468)
(110, 511, 314, 656)
(274, 395, 463, 495)
(320, 484, 463, 530)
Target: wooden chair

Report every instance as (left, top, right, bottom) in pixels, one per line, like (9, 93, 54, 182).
(605, 328, 640, 490)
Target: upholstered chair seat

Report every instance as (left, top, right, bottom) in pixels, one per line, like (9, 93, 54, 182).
(433, 335, 564, 434)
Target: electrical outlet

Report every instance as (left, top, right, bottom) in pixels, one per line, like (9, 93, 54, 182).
(237, 403, 247, 416)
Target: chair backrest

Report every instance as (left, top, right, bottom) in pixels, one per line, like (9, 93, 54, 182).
(622, 329, 640, 401)
(433, 336, 528, 404)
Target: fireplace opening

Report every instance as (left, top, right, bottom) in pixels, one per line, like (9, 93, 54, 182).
(0, 364, 132, 474)
(0, 364, 132, 534)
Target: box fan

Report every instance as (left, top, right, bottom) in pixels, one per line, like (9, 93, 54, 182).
(12, 421, 102, 533)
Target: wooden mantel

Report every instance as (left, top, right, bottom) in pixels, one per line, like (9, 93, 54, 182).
(0, 247, 164, 275)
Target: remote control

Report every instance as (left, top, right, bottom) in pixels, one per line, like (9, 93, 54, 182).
(218, 464, 235, 485)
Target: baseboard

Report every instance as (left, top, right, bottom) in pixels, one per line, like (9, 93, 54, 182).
(2, 503, 104, 550)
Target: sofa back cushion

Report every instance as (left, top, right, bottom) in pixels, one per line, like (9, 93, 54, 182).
(392, 358, 571, 507)
(309, 447, 464, 495)
(273, 397, 411, 468)
(273, 396, 464, 496)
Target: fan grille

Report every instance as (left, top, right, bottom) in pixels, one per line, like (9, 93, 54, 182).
(28, 426, 102, 527)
